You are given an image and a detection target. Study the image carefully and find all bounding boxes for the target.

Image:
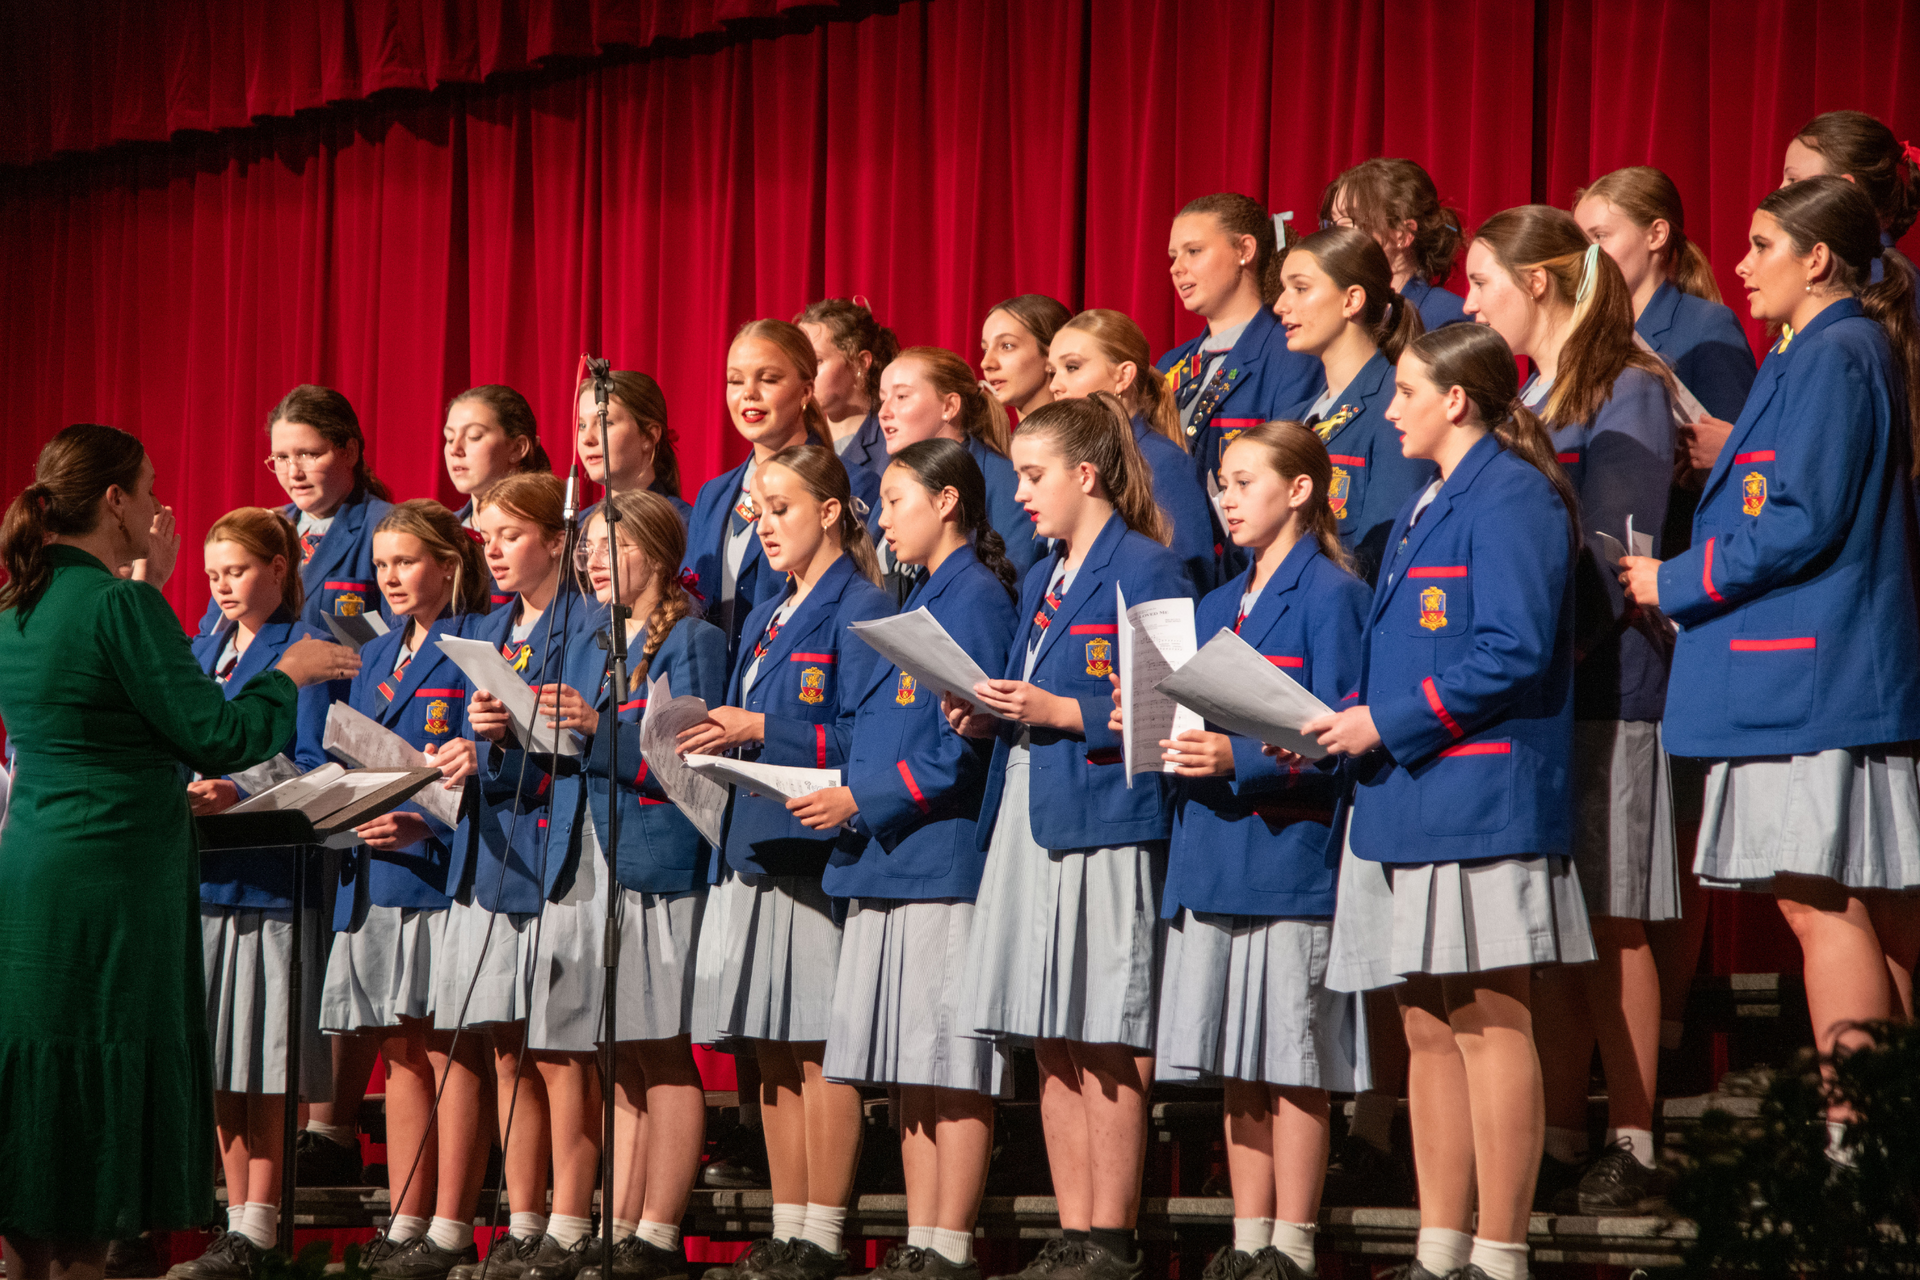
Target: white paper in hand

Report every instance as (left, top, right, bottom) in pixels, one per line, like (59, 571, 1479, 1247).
(684, 755, 841, 801)
(1155, 627, 1332, 759)
(1116, 585, 1203, 782)
(434, 635, 581, 757)
(1632, 331, 1710, 427)
(637, 673, 729, 849)
(847, 609, 993, 704)
(322, 703, 463, 827)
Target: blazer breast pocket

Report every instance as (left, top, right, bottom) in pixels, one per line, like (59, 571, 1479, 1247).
(1401, 566, 1472, 638)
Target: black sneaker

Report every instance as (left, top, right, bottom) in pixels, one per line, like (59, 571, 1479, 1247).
(702, 1126, 770, 1189)
(987, 1238, 1075, 1280)
(580, 1234, 689, 1280)
(1247, 1248, 1311, 1280)
(166, 1231, 265, 1280)
(1321, 1134, 1415, 1207)
(1575, 1140, 1673, 1215)
(375, 1238, 482, 1280)
(861, 1246, 928, 1280)
(107, 1235, 162, 1278)
(702, 1238, 791, 1280)
(450, 1234, 554, 1280)
(1532, 1151, 1585, 1213)
(902, 1250, 978, 1280)
(758, 1240, 849, 1280)
(294, 1129, 365, 1186)
(1197, 1247, 1262, 1280)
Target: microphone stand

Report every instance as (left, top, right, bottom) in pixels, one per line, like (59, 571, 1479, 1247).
(586, 356, 625, 1268)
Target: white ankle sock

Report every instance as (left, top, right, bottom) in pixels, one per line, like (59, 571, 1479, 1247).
(906, 1226, 935, 1249)
(612, 1219, 639, 1243)
(241, 1202, 279, 1250)
(429, 1217, 470, 1252)
(771, 1204, 808, 1243)
(389, 1214, 430, 1242)
(1231, 1218, 1273, 1254)
(1414, 1227, 1471, 1275)
(306, 1121, 356, 1146)
(1468, 1237, 1529, 1280)
(511, 1212, 549, 1241)
(928, 1228, 973, 1266)
(1826, 1119, 1856, 1166)
(1543, 1126, 1588, 1165)
(801, 1203, 846, 1255)
(1659, 1019, 1685, 1051)
(227, 1205, 248, 1233)
(1606, 1126, 1656, 1168)
(634, 1220, 680, 1251)
(1350, 1090, 1397, 1152)
(547, 1214, 592, 1248)
(1270, 1221, 1315, 1273)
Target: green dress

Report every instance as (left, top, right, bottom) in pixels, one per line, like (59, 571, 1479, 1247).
(0, 546, 298, 1241)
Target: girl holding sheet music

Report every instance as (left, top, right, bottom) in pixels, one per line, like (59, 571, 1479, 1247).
(677, 444, 892, 1280)
(1466, 206, 1681, 1216)
(320, 499, 490, 1275)
(946, 394, 1191, 1280)
(799, 438, 1019, 1280)
(168, 507, 340, 1280)
(1138, 422, 1371, 1280)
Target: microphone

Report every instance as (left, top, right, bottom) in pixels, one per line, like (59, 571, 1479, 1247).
(563, 462, 580, 525)
(586, 356, 613, 409)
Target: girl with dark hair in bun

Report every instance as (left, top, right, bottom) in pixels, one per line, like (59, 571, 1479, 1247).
(1321, 158, 1470, 332)
(797, 297, 901, 490)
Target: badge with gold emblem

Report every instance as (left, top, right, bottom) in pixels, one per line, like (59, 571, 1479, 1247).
(1419, 585, 1448, 631)
(798, 666, 826, 705)
(424, 698, 451, 735)
(1328, 467, 1352, 519)
(895, 672, 917, 705)
(1085, 636, 1113, 678)
(503, 641, 531, 673)
(1742, 471, 1767, 517)
(335, 591, 364, 618)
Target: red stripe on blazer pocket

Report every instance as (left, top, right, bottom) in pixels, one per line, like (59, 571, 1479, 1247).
(1266, 656, 1304, 668)
(324, 581, 370, 590)
(1729, 637, 1815, 651)
(789, 652, 835, 663)
(1328, 454, 1366, 467)
(1439, 741, 1512, 757)
(1733, 450, 1776, 464)
(1069, 624, 1118, 634)
(1407, 566, 1467, 578)
(414, 688, 461, 697)
(897, 761, 931, 814)
(1556, 452, 1579, 464)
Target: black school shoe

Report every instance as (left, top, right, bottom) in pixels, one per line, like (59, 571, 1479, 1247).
(1575, 1140, 1674, 1215)
(756, 1240, 849, 1280)
(579, 1234, 690, 1280)
(1196, 1247, 1263, 1280)
(294, 1128, 366, 1186)
(1377, 1264, 1453, 1280)
(167, 1231, 267, 1280)
(528, 1237, 617, 1280)
(375, 1237, 481, 1280)
(702, 1125, 771, 1189)
(703, 1238, 792, 1280)
(999, 1242, 1139, 1280)
(107, 1235, 162, 1279)
(1460, 1268, 1532, 1280)
(865, 1247, 977, 1280)
(450, 1234, 557, 1280)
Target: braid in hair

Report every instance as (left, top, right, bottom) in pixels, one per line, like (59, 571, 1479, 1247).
(599, 488, 699, 687)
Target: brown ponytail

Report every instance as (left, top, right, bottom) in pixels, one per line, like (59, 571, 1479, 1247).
(732, 319, 835, 450)
(1056, 310, 1186, 451)
(205, 507, 306, 619)
(1285, 227, 1427, 364)
(1574, 166, 1722, 303)
(794, 298, 901, 404)
(761, 443, 883, 586)
(267, 385, 393, 503)
(891, 347, 1012, 456)
(888, 437, 1020, 598)
(598, 488, 700, 687)
(1015, 393, 1170, 546)
(1794, 110, 1920, 241)
(1179, 192, 1283, 305)
(374, 500, 491, 617)
(1407, 325, 1582, 551)
(1223, 421, 1351, 573)
(0, 423, 147, 617)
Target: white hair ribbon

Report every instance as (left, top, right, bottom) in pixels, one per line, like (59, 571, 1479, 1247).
(1575, 242, 1601, 305)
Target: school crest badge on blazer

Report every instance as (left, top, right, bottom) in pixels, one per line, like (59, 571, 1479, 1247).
(335, 591, 364, 617)
(503, 641, 531, 673)
(1084, 636, 1113, 678)
(895, 672, 917, 705)
(424, 699, 451, 735)
(1328, 466, 1352, 518)
(1419, 585, 1448, 631)
(1742, 471, 1767, 517)
(799, 665, 827, 704)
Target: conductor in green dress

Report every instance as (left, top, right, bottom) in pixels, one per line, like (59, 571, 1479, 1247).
(0, 424, 360, 1280)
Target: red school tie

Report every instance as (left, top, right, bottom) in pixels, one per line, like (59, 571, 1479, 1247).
(753, 618, 783, 662)
(377, 652, 412, 704)
(300, 529, 322, 565)
(1031, 570, 1068, 635)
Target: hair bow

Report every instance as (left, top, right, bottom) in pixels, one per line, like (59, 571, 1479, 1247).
(1903, 139, 1920, 169)
(1575, 241, 1602, 305)
(677, 566, 707, 607)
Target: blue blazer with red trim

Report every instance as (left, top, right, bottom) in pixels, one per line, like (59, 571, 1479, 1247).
(720, 553, 894, 879)
(1155, 307, 1323, 496)
(822, 550, 1016, 900)
(1163, 539, 1370, 919)
(975, 513, 1193, 853)
(1637, 281, 1757, 425)
(1656, 299, 1920, 758)
(330, 615, 473, 926)
(1284, 352, 1437, 585)
(191, 610, 334, 910)
(1534, 365, 1675, 722)
(1402, 277, 1469, 332)
(1132, 414, 1219, 593)
(513, 605, 731, 897)
(196, 489, 393, 637)
(449, 596, 581, 913)
(1343, 434, 1576, 865)
(865, 437, 1044, 601)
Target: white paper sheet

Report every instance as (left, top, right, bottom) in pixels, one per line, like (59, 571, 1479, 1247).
(1590, 516, 1655, 571)
(1116, 585, 1203, 782)
(227, 762, 348, 814)
(684, 754, 841, 801)
(231, 752, 303, 799)
(324, 610, 390, 653)
(847, 609, 994, 704)
(1155, 627, 1333, 760)
(637, 673, 730, 849)
(322, 703, 463, 827)
(1633, 331, 1711, 426)
(435, 635, 581, 757)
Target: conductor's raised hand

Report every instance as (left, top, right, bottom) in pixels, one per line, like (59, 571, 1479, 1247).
(274, 637, 361, 688)
(129, 506, 180, 587)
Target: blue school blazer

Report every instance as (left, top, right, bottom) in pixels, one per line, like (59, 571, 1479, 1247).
(822, 551, 1017, 901)
(682, 457, 881, 664)
(1286, 352, 1438, 586)
(1132, 414, 1218, 593)
(866, 438, 1044, 595)
(975, 513, 1193, 853)
(840, 409, 890, 491)
(1343, 435, 1576, 865)
(191, 611, 334, 910)
(579, 482, 695, 531)
(195, 489, 393, 638)
(445, 597, 582, 913)
(330, 616, 472, 927)
(1657, 299, 1920, 758)
(1637, 282, 1757, 425)
(508, 606, 731, 897)
(720, 554, 893, 879)
(1163, 540, 1370, 920)
(1156, 307, 1324, 500)
(1402, 277, 1469, 331)
(1537, 365, 1675, 722)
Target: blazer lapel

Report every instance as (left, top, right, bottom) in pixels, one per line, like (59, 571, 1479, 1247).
(379, 619, 456, 727)
(1033, 514, 1125, 671)
(757, 555, 855, 675)
(1638, 282, 1679, 345)
(301, 493, 367, 592)
(230, 618, 294, 688)
(1371, 437, 1499, 620)
(1240, 540, 1315, 650)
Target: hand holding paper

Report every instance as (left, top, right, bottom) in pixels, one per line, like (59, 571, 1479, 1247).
(638, 674, 729, 848)
(684, 754, 841, 801)
(1154, 627, 1332, 759)
(434, 635, 581, 756)
(323, 703, 464, 827)
(1116, 585, 1202, 782)
(848, 609, 993, 704)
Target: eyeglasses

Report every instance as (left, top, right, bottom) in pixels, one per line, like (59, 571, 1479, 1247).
(572, 535, 647, 573)
(264, 448, 335, 473)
